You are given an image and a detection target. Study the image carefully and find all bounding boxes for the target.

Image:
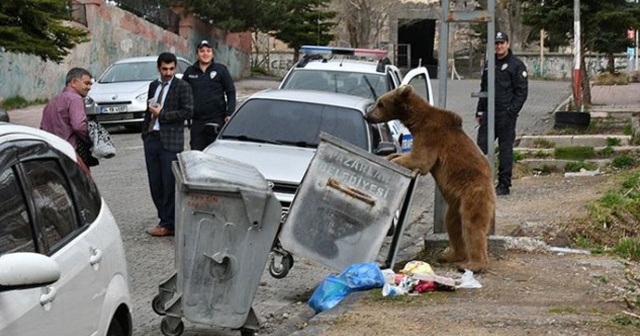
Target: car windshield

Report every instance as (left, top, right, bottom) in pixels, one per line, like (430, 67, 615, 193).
(281, 70, 388, 100)
(98, 61, 158, 83)
(220, 98, 369, 150)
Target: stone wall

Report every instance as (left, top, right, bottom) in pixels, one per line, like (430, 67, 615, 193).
(0, 0, 251, 102)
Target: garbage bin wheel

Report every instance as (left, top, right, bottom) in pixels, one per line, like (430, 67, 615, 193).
(240, 327, 257, 336)
(160, 318, 184, 336)
(269, 253, 294, 279)
(152, 295, 166, 316)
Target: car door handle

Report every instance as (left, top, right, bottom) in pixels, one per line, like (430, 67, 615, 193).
(89, 247, 103, 266)
(40, 286, 57, 306)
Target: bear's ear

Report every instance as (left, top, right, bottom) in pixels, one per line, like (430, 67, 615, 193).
(398, 85, 414, 97)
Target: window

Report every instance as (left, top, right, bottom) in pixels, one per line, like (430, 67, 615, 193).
(0, 167, 35, 255)
(59, 151, 102, 225)
(222, 99, 369, 150)
(23, 160, 77, 253)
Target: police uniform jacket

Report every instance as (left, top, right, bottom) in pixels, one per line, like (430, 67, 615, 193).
(476, 49, 528, 120)
(183, 61, 236, 121)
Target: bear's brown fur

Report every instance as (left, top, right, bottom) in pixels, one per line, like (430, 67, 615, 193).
(366, 85, 495, 273)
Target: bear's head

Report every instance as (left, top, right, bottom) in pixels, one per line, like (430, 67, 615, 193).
(365, 85, 414, 125)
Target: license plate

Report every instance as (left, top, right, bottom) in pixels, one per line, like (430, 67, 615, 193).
(97, 113, 133, 121)
(100, 105, 128, 113)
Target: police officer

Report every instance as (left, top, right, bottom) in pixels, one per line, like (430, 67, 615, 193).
(475, 31, 529, 196)
(183, 40, 236, 150)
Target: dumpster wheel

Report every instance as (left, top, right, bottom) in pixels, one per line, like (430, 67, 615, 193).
(269, 252, 293, 279)
(160, 317, 184, 336)
(152, 295, 166, 315)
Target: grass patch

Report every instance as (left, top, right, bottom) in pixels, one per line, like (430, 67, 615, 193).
(512, 150, 525, 163)
(611, 155, 636, 169)
(597, 146, 614, 157)
(606, 137, 622, 147)
(594, 73, 629, 86)
(624, 123, 633, 136)
(612, 314, 640, 327)
(0, 96, 48, 110)
(562, 169, 640, 260)
(534, 150, 552, 158)
(554, 146, 595, 160)
(565, 161, 598, 172)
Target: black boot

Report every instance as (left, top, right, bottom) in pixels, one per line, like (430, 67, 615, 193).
(496, 184, 510, 196)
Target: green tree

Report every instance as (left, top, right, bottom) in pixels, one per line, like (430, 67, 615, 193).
(272, 0, 336, 62)
(0, 0, 89, 63)
(180, 0, 285, 32)
(520, 0, 640, 104)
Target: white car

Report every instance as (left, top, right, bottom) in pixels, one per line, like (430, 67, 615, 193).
(85, 55, 192, 131)
(0, 123, 132, 336)
(279, 45, 435, 152)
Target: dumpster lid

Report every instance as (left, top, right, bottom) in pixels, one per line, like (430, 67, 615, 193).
(176, 151, 269, 191)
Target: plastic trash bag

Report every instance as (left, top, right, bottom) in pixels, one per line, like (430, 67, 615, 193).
(457, 269, 482, 289)
(308, 262, 385, 313)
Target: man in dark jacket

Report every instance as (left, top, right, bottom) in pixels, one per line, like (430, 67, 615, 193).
(183, 40, 236, 150)
(476, 31, 529, 196)
(142, 52, 193, 236)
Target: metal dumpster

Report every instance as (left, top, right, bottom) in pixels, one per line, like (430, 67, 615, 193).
(278, 133, 417, 272)
(153, 151, 282, 336)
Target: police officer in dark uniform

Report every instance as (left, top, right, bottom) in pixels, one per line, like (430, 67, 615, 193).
(475, 31, 529, 196)
(183, 40, 236, 150)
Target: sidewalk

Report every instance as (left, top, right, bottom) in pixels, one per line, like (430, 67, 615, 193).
(591, 82, 640, 113)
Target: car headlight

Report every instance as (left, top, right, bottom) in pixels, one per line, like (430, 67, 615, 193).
(84, 97, 94, 106)
(136, 93, 147, 103)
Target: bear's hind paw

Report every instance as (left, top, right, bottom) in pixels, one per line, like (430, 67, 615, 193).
(456, 261, 487, 274)
(437, 249, 466, 263)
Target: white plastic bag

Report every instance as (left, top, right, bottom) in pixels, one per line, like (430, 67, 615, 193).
(88, 120, 116, 159)
(457, 269, 482, 289)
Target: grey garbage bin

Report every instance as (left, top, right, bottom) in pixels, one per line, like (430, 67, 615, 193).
(153, 151, 282, 336)
(278, 133, 417, 272)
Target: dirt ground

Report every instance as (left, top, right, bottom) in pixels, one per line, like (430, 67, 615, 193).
(314, 172, 640, 335)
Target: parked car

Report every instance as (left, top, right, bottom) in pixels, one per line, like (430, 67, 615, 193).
(0, 123, 132, 336)
(85, 55, 192, 131)
(279, 45, 435, 152)
(203, 89, 398, 215)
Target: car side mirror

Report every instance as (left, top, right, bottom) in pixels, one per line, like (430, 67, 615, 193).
(0, 252, 60, 292)
(375, 141, 397, 156)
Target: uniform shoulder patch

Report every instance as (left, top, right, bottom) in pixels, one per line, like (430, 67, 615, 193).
(522, 71, 528, 78)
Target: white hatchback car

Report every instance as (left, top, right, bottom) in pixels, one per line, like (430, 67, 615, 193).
(0, 124, 132, 336)
(85, 55, 192, 131)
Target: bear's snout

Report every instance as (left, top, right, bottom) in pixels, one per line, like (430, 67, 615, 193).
(365, 107, 382, 124)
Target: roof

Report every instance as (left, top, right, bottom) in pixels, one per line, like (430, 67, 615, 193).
(245, 89, 374, 112)
(0, 123, 76, 159)
(299, 59, 386, 75)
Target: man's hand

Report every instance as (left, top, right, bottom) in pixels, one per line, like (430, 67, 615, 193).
(475, 111, 484, 124)
(148, 104, 162, 117)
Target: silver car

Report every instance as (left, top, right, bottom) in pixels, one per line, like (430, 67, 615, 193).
(85, 56, 192, 131)
(203, 89, 398, 215)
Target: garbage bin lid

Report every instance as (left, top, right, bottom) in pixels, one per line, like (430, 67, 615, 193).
(176, 151, 269, 191)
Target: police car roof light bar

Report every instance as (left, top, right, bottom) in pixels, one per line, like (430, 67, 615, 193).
(300, 45, 388, 59)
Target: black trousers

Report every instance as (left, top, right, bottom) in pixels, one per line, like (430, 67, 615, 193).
(476, 115, 517, 187)
(143, 133, 178, 229)
(190, 118, 222, 151)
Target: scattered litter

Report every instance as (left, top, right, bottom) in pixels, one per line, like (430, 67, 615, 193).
(457, 270, 482, 289)
(400, 260, 434, 276)
(308, 262, 385, 313)
(548, 246, 591, 255)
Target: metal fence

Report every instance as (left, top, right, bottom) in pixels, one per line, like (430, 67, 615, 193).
(110, 0, 180, 34)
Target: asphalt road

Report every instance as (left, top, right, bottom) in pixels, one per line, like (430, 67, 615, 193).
(89, 78, 571, 336)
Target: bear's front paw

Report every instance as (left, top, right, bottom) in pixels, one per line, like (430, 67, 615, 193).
(437, 248, 466, 263)
(456, 261, 488, 274)
(385, 153, 403, 161)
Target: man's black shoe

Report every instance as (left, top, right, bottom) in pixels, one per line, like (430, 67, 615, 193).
(496, 185, 510, 196)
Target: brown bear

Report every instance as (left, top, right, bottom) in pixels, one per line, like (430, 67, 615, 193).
(365, 85, 495, 273)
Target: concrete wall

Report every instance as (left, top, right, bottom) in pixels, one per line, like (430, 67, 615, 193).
(0, 0, 251, 102)
(519, 52, 629, 80)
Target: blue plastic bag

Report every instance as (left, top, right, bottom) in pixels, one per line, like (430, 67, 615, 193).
(308, 262, 385, 313)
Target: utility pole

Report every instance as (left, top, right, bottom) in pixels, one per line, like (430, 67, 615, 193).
(573, 0, 582, 110)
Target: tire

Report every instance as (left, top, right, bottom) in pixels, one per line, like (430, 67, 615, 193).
(106, 318, 126, 336)
(152, 295, 166, 316)
(160, 318, 184, 336)
(269, 253, 293, 279)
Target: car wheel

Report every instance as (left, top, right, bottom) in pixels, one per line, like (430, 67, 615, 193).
(106, 318, 126, 336)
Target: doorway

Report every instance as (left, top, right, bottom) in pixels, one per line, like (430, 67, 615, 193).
(398, 19, 437, 77)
